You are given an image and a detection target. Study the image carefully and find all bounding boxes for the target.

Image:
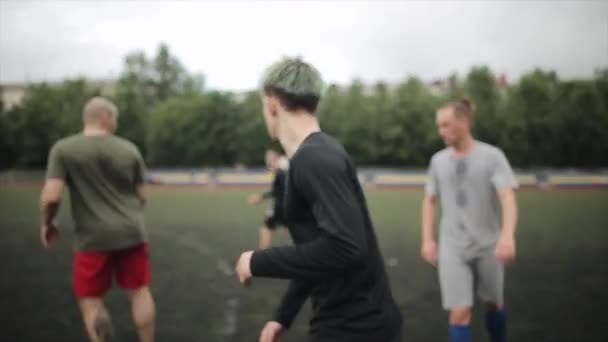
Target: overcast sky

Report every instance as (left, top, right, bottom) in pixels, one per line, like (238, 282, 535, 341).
(1, 0, 606, 91)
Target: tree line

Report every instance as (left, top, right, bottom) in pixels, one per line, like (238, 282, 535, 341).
(1, 44, 607, 169)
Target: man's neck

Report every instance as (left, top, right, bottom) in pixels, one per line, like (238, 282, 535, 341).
(83, 126, 110, 136)
(278, 111, 321, 157)
(452, 135, 475, 157)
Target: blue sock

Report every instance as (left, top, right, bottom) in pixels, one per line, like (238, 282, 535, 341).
(485, 310, 507, 342)
(449, 325, 472, 342)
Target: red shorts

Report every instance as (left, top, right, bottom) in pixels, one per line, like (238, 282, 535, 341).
(73, 243, 151, 298)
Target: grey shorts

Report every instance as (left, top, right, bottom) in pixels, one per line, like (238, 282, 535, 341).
(438, 242, 504, 309)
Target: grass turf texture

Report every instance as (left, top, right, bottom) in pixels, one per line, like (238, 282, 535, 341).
(1, 186, 607, 341)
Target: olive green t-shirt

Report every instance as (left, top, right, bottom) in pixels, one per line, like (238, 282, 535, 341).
(46, 134, 147, 252)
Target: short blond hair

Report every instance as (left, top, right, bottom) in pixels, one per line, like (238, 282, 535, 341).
(441, 97, 476, 125)
(83, 96, 118, 123)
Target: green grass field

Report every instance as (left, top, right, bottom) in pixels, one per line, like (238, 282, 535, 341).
(1, 186, 607, 342)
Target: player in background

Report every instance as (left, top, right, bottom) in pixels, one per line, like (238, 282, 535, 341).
(421, 99, 518, 342)
(235, 57, 402, 342)
(40, 97, 155, 342)
(247, 149, 288, 249)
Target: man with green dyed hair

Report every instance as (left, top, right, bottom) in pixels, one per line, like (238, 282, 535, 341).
(259, 56, 325, 97)
(236, 57, 403, 342)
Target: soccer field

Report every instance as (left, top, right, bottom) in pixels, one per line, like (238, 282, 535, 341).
(1, 186, 607, 342)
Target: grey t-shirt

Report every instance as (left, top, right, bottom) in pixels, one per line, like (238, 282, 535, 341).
(426, 142, 517, 247)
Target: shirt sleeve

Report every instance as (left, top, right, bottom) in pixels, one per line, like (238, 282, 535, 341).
(250, 148, 368, 280)
(491, 149, 518, 190)
(271, 172, 282, 197)
(273, 280, 314, 329)
(425, 157, 439, 197)
(133, 149, 147, 185)
(45, 143, 66, 180)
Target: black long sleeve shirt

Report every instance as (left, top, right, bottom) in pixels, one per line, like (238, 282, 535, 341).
(251, 132, 402, 342)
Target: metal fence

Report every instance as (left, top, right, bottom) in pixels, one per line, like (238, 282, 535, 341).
(3, 169, 606, 189)
(147, 169, 607, 189)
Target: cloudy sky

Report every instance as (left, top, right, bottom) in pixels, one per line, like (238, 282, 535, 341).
(0, 0, 606, 91)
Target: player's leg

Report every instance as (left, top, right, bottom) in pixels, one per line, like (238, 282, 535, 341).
(476, 245, 506, 342)
(484, 303, 506, 342)
(79, 298, 114, 342)
(126, 287, 155, 342)
(260, 215, 277, 249)
(439, 243, 474, 342)
(115, 243, 155, 342)
(448, 308, 473, 342)
(73, 251, 114, 342)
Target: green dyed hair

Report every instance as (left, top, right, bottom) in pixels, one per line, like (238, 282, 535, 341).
(260, 57, 324, 97)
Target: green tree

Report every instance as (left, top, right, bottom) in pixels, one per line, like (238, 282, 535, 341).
(465, 66, 501, 146)
(6, 79, 100, 168)
(390, 77, 441, 165)
(3, 55, 606, 169)
(232, 91, 272, 165)
(445, 73, 465, 101)
(338, 79, 372, 164)
(147, 92, 241, 167)
(153, 43, 204, 102)
(114, 43, 204, 159)
(367, 82, 393, 164)
(0, 113, 16, 170)
(506, 69, 560, 167)
(114, 52, 152, 156)
(317, 83, 344, 138)
(553, 80, 608, 167)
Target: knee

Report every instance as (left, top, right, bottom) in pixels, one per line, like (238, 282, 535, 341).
(485, 302, 503, 312)
(449, 307, 472, 325)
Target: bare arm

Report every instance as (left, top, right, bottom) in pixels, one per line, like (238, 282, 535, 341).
(498, 188, 517, 238)
(40, 179, 65, 225)
(495, 187, 518, 263)
(422, 195, 438, 243)
(421, 156, 441, 266)
(421, 195, 439, 266)
(39, 179, 64, 249)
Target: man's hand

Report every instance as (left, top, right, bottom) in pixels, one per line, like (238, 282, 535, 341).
(495, 234, 516, 264)
(41, 221, 60, 249)
(247, 194, 262, 205)
(421, 239, 438, 266)
(236, 251, 254, 286)
(259, 321, 284, 342)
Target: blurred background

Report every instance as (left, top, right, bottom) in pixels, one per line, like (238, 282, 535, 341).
(0, 1, 607, 341)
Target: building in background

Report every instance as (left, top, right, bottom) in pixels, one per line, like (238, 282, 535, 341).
(0, 83, 27, 111)
(0, 79, 117, 112)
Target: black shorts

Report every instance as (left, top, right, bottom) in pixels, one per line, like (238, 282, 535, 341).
(264, 209, 285, 230)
